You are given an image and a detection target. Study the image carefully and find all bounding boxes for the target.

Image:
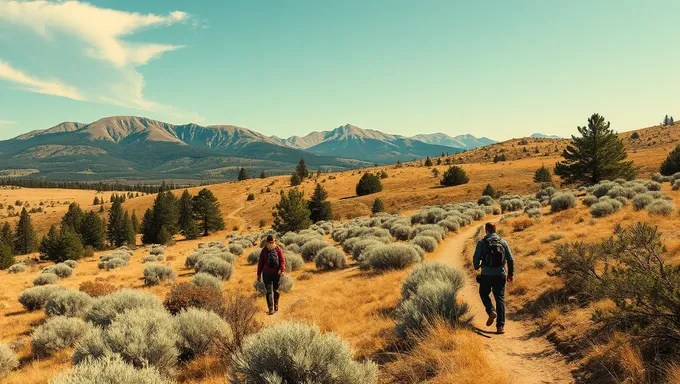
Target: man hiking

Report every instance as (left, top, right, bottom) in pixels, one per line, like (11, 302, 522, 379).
(257, 235, 286, 315)
(473, 222, 514, 334)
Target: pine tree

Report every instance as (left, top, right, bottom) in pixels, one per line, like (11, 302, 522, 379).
(295, 159, 309, 180)
(273, 189, 312, 233)
(80, 211, 106, 250)
(431, 168, 440, 178)
(123, 212, 136, 246)
(192, 188, 225, 236)
(238, 168, 248, 181)
(14, 208, 37, 255)
(0, 222, 14, 255)
(290, 173, 302, 186)
(356, 173, 383, 196)
(482, 184, 497, 198)
(660, 144, 680, 176)
(178, 190, 200, 239)
(93, 196, 100, 205)
(142, 191, 179, 244)
(395, 160, 403, 168)
(0, 242, 13, 270)
(40, 225, 84, 262)
(440, 166, 469, 187)
(309, 183, 333, 223)
(533, 165, 553, 183)
(141, 209, 153, 240)
(555, 113, 635, 185)
(260, 170, 267, 179)
(61, 203, 84, 232)
(671, 116, 675, 125)
(131, 210, 140, 235)
(371, 198, 385, 214)
(99, 203, 105, 213)
(664, 115, 670, 126)
(107, 196, 128, 247)
(424, 156, 433, 167)
(436, 158, 442, 165)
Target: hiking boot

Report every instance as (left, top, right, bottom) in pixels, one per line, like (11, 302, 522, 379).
(268, 308, 275, 315)
(497, 327, 505, 334)
(274, 292, 280, 312)
(486, 310, 497, 326)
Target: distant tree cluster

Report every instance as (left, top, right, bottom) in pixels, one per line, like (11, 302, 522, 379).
(493, 153, 507, 163)
(0, 208, 39, 269)
(663, 115, 675, 126)
(0, 179, 184, 194)
(660, 145, 680, 176)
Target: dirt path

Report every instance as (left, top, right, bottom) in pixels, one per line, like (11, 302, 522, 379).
(226, 200, 247, 229)
(433, 223, 575, 384)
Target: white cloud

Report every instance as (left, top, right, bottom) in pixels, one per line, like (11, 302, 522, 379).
(0, 59, 84, 100)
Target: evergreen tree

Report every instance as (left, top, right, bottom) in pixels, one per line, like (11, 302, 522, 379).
(0, 242, 13, 270)
(424, 156, 433, 167)
(533, 165, 553, 183)
(99, 203, 105, 213)
(355, 173, 383, 196)
(290, 173, 302, 186)
(671, 116, 675, 125)
(260, 170, 267, 179)
(395, 160, 403, 168)
(371, 198, 385, 214)
(431, 168, 440, 178)
(440, 166, 469, 187)
(192, 188, 225, 236)
(436, 158, 442, 165)
(80, 211, 106, 250)
(123, 212, 136, 246)
(131, 210, 140, 235)
(140, 209, 153, 240)
(664, 115, 670, 126)
(14, 208, 37, 255)
(295, 159, 309, 180)
(93, 196, 100, 205)
(482, 184, 497, 198)
(61, 202, 84, 232)
(309, 183, 333, 223)
(238, 168, 248, 181)
(107, 196, 128, 247)
(555, 113, 635, 185)
(178, 190, 200, 239)
(631, 132, 640, 140)
(273, 189, 312, 233)
(40, 225, 84, 262)
(660, 144, 680, 176)
(142, 191, 179, 244)
(493, 153, 507, 163)
(0, 222, 14, 255)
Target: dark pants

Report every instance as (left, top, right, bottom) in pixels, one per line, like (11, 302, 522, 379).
(479, 275, 506, 328)
(262, 273, 280, 310)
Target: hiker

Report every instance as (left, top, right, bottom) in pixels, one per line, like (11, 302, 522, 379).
(473, 222, 514, 334)
(257, 235, 286, 315)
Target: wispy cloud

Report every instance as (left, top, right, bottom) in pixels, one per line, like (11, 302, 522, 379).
(0, 59, 84, 100)
(0, 0, 198, 117)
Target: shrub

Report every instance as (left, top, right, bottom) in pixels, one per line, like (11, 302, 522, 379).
(591, 200, 618, 217)
(360, 244, 421, 271)
(45, 289, 93, 317)
(63, 260, 78, 269)
(164, 282, 226, 315)
(647, 199, 674, 216)
(85, 289, 164, 327)
(247, 249, 260, 265)
(351, 239, 383, 261)
(632, 193, 654, 211)
(53, 263, 73, 278)
(191, 272, 223, 291)
(0, 343, 18, 379)
(284, 252, 304, 271)
(540, 233, 564, 244)
(51, 355, 171, 384)
(229, 243, 245, 256)
(390, 224, 411, 240)
(550, 192, 577, 213)
(286, 243, 300, 254)
(532, 258, 548, 269)
(279, 274, 294, 292)
(614, 196, 628, 206)
(150, 246, 164, 256)
(606, 186, 635, 199)
(536, 187, 556, 200)
(301, 240, 332, 262)
(582, 195, 599, 207)
(79, 281, 116, 297)
(8, 263, 26, 273)
(142, 254, 163, 263)
(175, 308, 233, 359)
(195, 257, 233, 281)
(231, 321, 377, 384)
(477, 195, 494, 206)
(673, 180, 680, 191)
(440, 166, 469, 187)
(500, 199, 524, 213)
(34, 272, 58, 286)
(395, 280, 469, 338)
(18, 285, 64, 311)
(645, 181, 661, 191)
(98, 255, 129, 271)
(143, 264, 176, 286)
(31, 316, 92, 357)
(356, 173, 383, 196)
(411, 236, 438, 252)
(512, 218, 534, 232)
(401, 262, 465, 301)
(314, 247, 346, 270)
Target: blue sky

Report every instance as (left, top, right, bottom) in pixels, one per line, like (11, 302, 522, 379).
(0, 0, 678, 141)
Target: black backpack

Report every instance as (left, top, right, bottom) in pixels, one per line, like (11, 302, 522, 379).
(267, 247, 280, 268)
(483, 237, 505, 268)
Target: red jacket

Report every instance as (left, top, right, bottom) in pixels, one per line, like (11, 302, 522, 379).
(257, 246, 285, 276)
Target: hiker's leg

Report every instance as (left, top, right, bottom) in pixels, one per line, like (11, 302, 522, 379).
(272, 274, 281, 311)
(492, 276, 507, 328)
(478, 276, 494, 314)
(263, 274, 274, 310)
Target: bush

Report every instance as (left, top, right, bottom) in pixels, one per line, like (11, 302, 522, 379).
(356, 173, 383, 196)
(79, 281, 116, 297)
(164, 282, 226, 315)
(191, 272, 223, 291)
(541, 233, 565, 244)
(532, 258, 548, 269)
(53, 263, 73, 278)
(85, 289, 164, 327)
(195, 257, 233, 281)
(360, 244, 421, 271)
(591, 200, 619, 217)
(229, 243, 245, 256)
(500, 198, 524, 213)
(673, 180, 680, 191)
(150, 246, 164, 256)
(401, 262, 465, 301)
(351, 239, 384, 261)
(0, 343, 18, 379)
(142, 254, 164, 263)
(536, 187, 556, 200)
(477, 195, 494, 206)
(632, 193, 654, 211)
(645, 181, 661, 191)
(34, 272, 58, 286)
(647, 199, 674, 216)
(231, 321, 377, 384)
(175, 308, 233, 359)
(395, 280, 470, 338)
(19, 285, 64, 311)
(31, 316, 92, 357)
(63, 260, 78, 269)
(98, 254, 129, 271)
(51, 355, 171, 384)
(512, 218, 534, 232)
(284, 252, 304, 271)
(8, 263, 26, 273)
(314, 247, 346, 270)
(300, 240, 332, 262)
(279, 274, 294, 292)
(143, 264, 176, 286)
(411, 236, 438, 252)
(550, 192, 577, 213)
(440, 166, 469, 187)
(246, 249, 260, 265)
(45, 289, 93, 317)
(582, 195, 599, 207)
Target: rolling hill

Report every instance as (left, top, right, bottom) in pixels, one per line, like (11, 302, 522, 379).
(410, 133, 496, 149)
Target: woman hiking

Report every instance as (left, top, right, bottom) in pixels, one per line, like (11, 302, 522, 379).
(257, 235, 286, 315)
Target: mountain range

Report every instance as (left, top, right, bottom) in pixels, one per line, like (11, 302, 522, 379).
(530, 133, 562, 139)
(0, 117, 491, 182)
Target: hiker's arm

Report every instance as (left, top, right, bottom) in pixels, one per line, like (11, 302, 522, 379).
(504, 242, 515, 277)
(278, 247, 285, 274)
(473, 241, 482, 270)
(256, 249, 265, 277)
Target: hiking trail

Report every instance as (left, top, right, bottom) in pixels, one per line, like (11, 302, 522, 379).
(433, 223, 575, 384)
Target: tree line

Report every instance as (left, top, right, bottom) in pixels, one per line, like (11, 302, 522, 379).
(0, 179, 189, 194)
